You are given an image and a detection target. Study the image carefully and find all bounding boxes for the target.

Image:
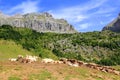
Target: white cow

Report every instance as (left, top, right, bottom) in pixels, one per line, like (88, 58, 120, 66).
(67, 62, 79, 67)
(9, 58, 17, 62)
(54, 61, 63, 64)
(41, 58, 54, 63)
(25, 55, 38, 63)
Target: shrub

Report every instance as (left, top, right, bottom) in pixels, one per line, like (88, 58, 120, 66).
(36, 48, 58, 60)
(52, 49, 63, 57)
(98, 58, 116, 66)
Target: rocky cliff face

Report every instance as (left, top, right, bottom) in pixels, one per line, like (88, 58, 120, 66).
(102, 13, 120, 32)
(0, 12, 77, 33)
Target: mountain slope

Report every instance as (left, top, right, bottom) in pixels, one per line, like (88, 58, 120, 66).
(0, 40, 33, 61)
(0, 12, 76, 33)
(102, 13, 120, 32)
(0, 25, 120, 65)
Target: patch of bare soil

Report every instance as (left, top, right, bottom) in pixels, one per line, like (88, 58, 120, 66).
(0, 61, 120, 80)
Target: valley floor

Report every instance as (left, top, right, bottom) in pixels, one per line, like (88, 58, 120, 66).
(0, 61, 120, 80)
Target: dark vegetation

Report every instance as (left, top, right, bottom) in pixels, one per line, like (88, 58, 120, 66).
(0, 25, 120, 66)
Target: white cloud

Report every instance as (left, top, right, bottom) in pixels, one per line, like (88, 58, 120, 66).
(7, 0, 40, 14)
(49, 0, 120, 32)
(79, 23, 90, 30)
(91, 6, 116, 15)
(50, 0, 108, 23)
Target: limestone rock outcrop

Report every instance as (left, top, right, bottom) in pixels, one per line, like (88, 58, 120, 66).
(0, 12, 77, 33)
(102, 13, 120, 32)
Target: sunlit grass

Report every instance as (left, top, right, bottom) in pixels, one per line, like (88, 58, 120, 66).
(0, 40, 33, 61)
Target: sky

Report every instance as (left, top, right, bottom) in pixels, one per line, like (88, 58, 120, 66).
(0, 0, 120, 32)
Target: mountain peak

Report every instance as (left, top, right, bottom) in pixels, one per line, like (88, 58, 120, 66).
(0, 12, 77, 33)
(102, 13, 120, 32)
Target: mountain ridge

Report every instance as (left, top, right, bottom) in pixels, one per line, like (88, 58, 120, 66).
(0, 12, 77, 33)
(102, 13, 120, 32)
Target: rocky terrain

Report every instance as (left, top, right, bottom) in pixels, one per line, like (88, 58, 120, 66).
(102, 13, 120, 32)
(0, 12, 76, 33)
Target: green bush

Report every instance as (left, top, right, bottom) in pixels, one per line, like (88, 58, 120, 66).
(0, 25, 13, 29)
(36, 48, 58, 60)
(98, 58, 116, 66)
(52, 49, 63, 57)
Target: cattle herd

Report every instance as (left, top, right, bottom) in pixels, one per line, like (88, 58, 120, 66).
(60, 58, 120, 75)
(9, 55, 38, 63)
(9, 55, 120, 75)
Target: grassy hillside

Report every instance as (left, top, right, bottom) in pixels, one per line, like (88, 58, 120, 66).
(0, 25, 120, 65)
(0, 40, 33, 61)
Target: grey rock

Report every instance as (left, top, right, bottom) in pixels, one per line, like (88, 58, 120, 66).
(102, 13, 120, 32)
(0, 12, 77, 33)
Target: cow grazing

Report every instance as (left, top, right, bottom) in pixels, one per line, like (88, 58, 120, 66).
(41, 58, 54, 63)
(9, 58, 17, 62)
(26, 55, 38, 63)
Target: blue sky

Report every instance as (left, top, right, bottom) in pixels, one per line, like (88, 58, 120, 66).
(0, 0, 120, 32)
